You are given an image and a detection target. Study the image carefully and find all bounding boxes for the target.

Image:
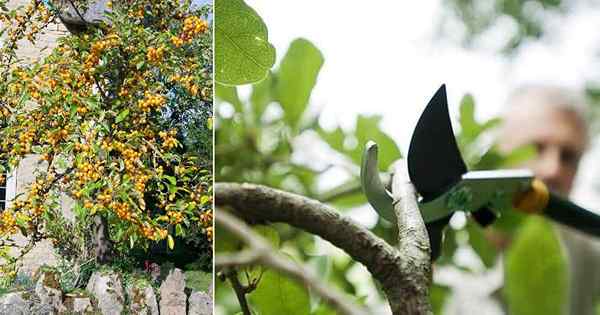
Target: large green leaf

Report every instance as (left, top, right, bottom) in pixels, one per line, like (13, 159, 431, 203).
(249, 266, 311, 315)
(504, 216, 568, 315)
(275, 38, 324, 128)
(215, 0, 276, 85)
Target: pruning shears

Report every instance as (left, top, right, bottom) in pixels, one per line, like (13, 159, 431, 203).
(361, 84, 600, 259)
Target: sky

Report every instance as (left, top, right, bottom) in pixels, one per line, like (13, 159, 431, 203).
(244, 0, 600, 208)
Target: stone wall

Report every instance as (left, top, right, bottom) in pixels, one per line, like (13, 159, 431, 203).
(0, 268, 213, 315)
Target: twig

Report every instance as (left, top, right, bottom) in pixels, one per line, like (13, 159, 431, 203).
(215, 210, 370, 315)
(225, 269, 252, 315)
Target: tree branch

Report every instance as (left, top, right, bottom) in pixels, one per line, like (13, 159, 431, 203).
(215, 181, 433, 315)
(215, 210, 369, 315)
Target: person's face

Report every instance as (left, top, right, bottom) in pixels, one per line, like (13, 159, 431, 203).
(498, 105, 587, 196)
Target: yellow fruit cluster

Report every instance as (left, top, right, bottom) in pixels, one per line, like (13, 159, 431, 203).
(182, 16, 208, 40)
(146, 46, 166, 64)
(170, 74, 199, 96)
(112, 202, 132, 221)
(134, 174, 150, 193)
(171, 16, 208, 47)
(46, 129, 68, 146)
(137, 93, 166, 112)
(75, 161, 102, 185)
(84, 34, 120, 71)
(167, 210, 183, 224)
(0, 211, 16, 235)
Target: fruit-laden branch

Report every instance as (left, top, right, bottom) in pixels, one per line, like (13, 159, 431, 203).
(215, 210, 369, 315)
(215, 177, 433, 315)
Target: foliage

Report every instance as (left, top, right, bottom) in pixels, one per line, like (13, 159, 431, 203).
(184, 269, 212, 292)
(440, 0, 565, 53)
(0, 0, 213, 284)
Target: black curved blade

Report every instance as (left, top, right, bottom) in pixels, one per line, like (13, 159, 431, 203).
(408, 84, 467, 202)
(426, 215, 452, 260)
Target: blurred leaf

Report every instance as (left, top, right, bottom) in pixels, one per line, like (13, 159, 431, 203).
(251, 73, 274, 120)
(352, 115, 402, 170)
(275, 38, 324, 128)
(317, 126, 346, 153)
(216, 83, 243, 112)
(500, 144, 536, 167)
(215, 0, 276, 85)
(319, 177, 366, 209)
(215, 224, 243, 253)
(466, 221, 498, 268)
(249, 265, 311, 315)
(254, 225, 281, 248)
(436, 226, 458, 265)
(430, 283, 450, 315)
(307, 255, 332, 310)
(504, 216, 567, 315)
(459, 94, 479, 143)
(312, 303, 337, 315)
(317, 115, 401, 170)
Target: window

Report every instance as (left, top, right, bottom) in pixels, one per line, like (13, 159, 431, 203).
(0, 174, 5, 211)
(0, 166, 16, 211)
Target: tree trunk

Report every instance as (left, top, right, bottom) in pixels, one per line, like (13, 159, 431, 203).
(92, 214, 114, 264)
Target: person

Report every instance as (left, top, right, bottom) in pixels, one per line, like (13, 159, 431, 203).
(497, 85, 600, 315)
(438, 85, 600, 315)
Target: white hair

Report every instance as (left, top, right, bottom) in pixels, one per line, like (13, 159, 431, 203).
(505, 84, 589, 128)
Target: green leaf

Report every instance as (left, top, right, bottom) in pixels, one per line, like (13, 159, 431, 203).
(500, 144, 536, 167)
(430, 283, 450, 315)
(307, 255, 331, 310)
(317, 115, 401, 170)
(216, 83, 243, 112)
(215, 225, 242, 253)
(466, 221, 498, 268)
(250, 73, 274, 120)
(459, 94, 479, 142)
(215, 0, 276, 85)
(352, 115, 401, 169)
(248, 265, 311, 315)
(115, 109, 129, 123)
(504, 216, 567, 315)
(167, 235, 175, 250)
(275, 38, 324, 128)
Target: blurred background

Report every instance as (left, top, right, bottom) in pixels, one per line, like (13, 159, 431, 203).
(216, 1, 600, 314)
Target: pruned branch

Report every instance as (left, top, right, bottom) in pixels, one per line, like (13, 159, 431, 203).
(215, 210, 369, 315)
(390, 161, 432, 314)
(215, 180, 433, 315)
